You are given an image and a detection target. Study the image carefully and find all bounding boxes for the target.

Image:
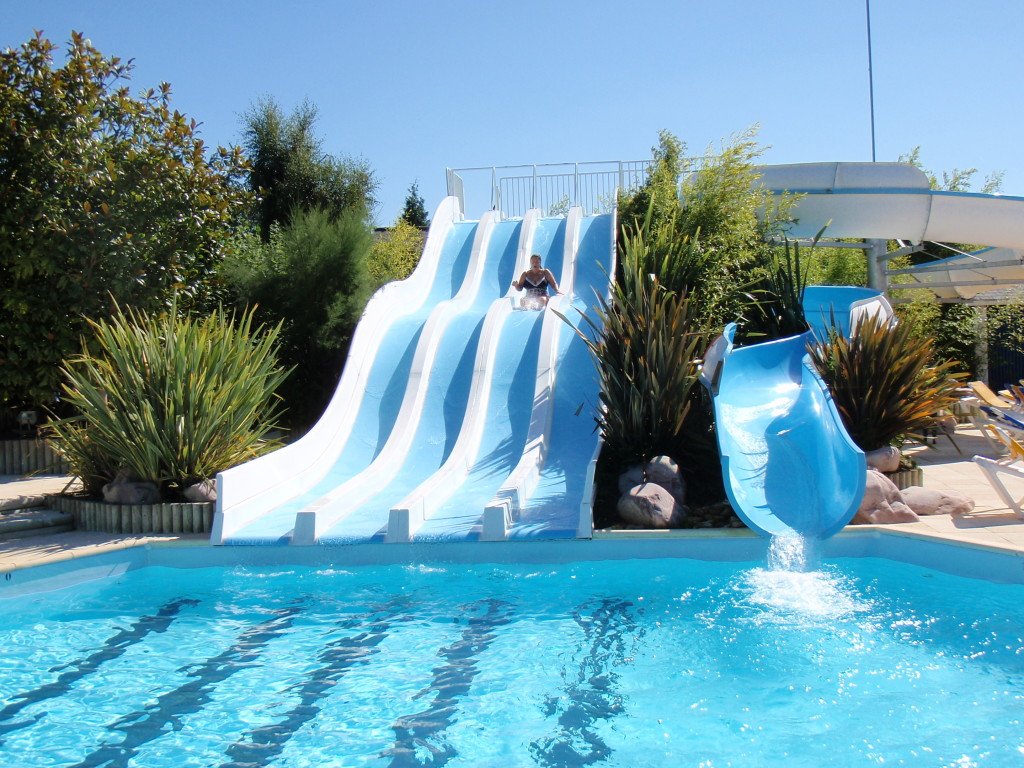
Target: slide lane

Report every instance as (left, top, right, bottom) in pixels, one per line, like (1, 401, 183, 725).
(310, 216, 532, 545)
(215, 199, 475, 544)
(499, 213, 615, 540)
(387, 216, 568, 542)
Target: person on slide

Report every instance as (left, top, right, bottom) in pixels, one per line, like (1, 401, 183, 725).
(512, 253, 561, 309)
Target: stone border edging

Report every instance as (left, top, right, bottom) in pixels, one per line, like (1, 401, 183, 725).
(0, 439, 69, 475)
(46, 495, 213, 535)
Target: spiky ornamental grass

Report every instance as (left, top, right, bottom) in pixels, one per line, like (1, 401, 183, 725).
(47, 304, 289, 497)
(566, 261, 708, 467)
(807, 312, 966, 452)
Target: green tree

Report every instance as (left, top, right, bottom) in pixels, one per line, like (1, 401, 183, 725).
(367, 218, 424, 287)
(0, 31, 251, 413)
(219, 207, 374, 431)
(400, 180, 430, 228)
(242, 97, 376, 240)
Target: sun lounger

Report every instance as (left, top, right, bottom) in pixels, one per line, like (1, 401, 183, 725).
(973, 425, 1024, 518)
(968, 381, 1018, 410)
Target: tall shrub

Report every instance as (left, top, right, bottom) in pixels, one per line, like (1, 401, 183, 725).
(807, 313, 965, 451)
(48, 305, 288, 497)
(219, 207, 374, 430)
(0, 32, 251, 413)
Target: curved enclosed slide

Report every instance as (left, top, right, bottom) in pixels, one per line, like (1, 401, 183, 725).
(703, 287, 890, 539)
(706, 160, 1024, 540)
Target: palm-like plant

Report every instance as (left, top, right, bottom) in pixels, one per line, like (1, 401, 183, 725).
(739, 238, 812, 343)
(568, 262, 708, 466)
(807, 312, 966, 452)
(47, 303, 289, 497)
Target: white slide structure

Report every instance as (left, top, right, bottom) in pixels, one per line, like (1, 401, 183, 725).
(757, 162, 1024, 302)
(214, 197, 615, 546)
(213, 197, 474, 544)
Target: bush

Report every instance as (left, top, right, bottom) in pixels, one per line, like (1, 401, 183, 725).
(0, 32, 252, 413)
(47, 304, 288, 497)
(618, 127, 793, 331)
(368, 218, 424, 287)
(219, 206, 374, 431)
(807, 312, 966, 452)
(738, 239, 812, 344)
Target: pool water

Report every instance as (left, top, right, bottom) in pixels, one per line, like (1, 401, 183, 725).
(1, 551, 1023, 767)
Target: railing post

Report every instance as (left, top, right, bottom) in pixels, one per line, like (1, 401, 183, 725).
(491, 167, 497, 212)
(573, 162, 579, 209)
(618, 161, 624, 192)
(531, 165, 537, 210)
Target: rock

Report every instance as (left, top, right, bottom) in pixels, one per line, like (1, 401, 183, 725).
(864, 446, 901, 473)
(852, 469, 919, 524)
(617, 483, 686, 528)
(901, 486, 974, 517)
(183, 480, 217, 503)
(617, 465, 645, 496)
(102, 479, 160, 505)
(617, 456, 686, 507)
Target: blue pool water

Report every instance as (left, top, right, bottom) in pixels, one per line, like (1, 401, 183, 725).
(1, 549, 1023, 767)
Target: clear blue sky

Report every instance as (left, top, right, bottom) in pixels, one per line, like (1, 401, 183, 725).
(5, 1, 1021, 224)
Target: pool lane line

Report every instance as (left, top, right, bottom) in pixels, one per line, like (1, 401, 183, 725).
(66, 600, 305, 768)
(218, 597, 415, 768)
(383, 598, 515, 768)
(0, 597, 199, 744)
(529, 598, 642, 767)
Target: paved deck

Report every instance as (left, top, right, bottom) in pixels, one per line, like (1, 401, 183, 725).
(1, 425, 1022, 573)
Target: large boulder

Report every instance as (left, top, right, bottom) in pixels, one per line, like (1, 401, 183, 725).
(864, 446, 901, 473)
(183, 479, 217, 503)
(102, 470, 160, 505)
(617, 483, 686, 528)
(901, 486, 974, 517)
(617, 455, 686, 506)
(853, 469, 919, 524)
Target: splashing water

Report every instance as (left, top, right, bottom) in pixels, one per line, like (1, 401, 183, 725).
(741, 534, 868, 624)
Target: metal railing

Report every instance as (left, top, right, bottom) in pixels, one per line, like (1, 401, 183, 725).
(446, 160, 656, 218)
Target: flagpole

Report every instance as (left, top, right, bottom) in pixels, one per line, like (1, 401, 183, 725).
(866, 0, 877, 162)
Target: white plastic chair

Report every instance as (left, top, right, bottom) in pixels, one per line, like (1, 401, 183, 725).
(973, 425, 1024, 518)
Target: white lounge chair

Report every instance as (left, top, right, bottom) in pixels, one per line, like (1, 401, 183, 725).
(973, 425, 1024, 518)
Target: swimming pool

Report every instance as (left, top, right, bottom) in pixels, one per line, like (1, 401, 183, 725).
(2, 536, 1023, 767)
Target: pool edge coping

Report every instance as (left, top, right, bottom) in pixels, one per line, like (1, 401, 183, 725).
(3, 522, 1024, 577)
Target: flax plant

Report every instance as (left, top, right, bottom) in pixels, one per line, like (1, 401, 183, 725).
(807, 312, 966, 452)
(739, 238, 812, 343)
(566, 262, 708, 466)
(47, 304, 289, 496)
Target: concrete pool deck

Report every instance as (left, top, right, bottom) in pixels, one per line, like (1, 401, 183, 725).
(2, 425, 1022, 573)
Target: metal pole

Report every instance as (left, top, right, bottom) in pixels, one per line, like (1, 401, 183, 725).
(866, 0, 877, 162)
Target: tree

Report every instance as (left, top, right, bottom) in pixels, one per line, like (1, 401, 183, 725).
(0, 31, 251, 413)
(367, 218, 424, 287)
(241, 97, 377, 240)
(400, 180, 430, 228)
(219, 208, 374, 431)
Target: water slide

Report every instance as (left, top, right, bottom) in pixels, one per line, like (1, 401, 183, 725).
(213, 198, 479, 544)
(702, 161, 1024, 539)
(214, 199, 614, 545)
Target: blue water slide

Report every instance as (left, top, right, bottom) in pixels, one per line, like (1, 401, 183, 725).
(706, 287, 887, 539)
(384, 215, 570, 542)
(213, 198, 476, 544)
(307, 214, 537, 545)
(485, 212, 616, 540)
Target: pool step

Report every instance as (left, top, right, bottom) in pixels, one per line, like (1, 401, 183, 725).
(0, 507, 74, 541)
